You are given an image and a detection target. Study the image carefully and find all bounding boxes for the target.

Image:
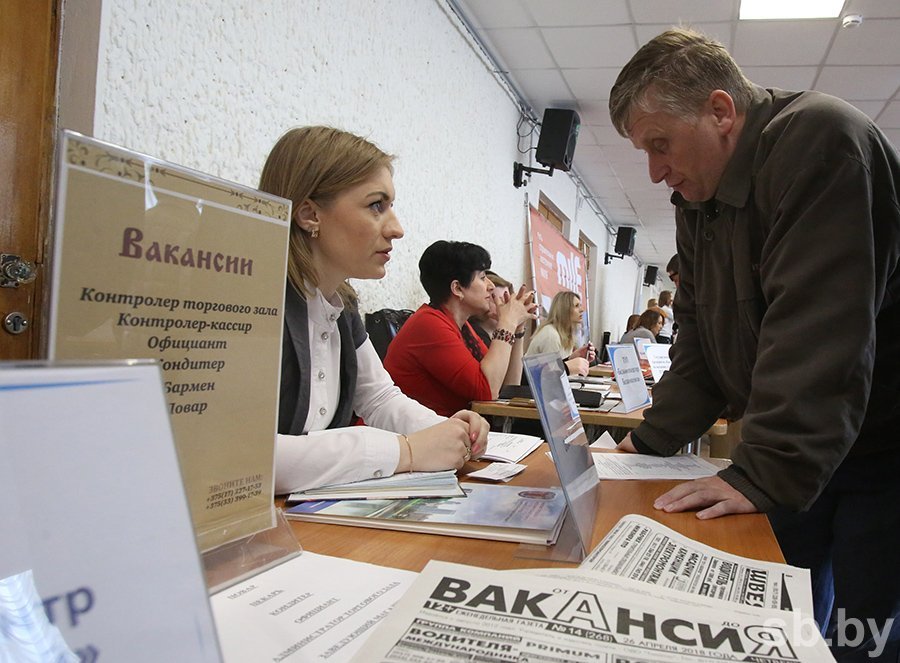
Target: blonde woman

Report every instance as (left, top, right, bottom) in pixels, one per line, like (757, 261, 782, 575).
(258, 126, 488, 494)
(525, 291, 595, 376)
(656, 290, 675, 343)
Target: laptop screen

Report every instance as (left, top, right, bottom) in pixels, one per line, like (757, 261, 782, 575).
(523, 353, 600, 558)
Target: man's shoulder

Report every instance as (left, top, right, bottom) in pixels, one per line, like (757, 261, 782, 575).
(761, 89, 875, 159)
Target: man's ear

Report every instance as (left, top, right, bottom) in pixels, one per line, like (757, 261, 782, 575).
(293, 199, 320, 234)
(708, 89, 737, 135)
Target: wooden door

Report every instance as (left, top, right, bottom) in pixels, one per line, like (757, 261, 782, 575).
(0, 0, 60, 359)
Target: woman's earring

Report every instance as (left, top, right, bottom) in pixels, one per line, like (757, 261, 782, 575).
(309, 228, 319, 239)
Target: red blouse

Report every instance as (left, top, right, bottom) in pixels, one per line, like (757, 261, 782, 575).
(383, 304, 491, 417)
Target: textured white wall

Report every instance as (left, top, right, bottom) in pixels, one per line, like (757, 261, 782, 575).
(90, 0, 638, 341)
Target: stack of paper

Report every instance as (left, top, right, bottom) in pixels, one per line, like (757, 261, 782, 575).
(286, 470, 463, 503)
(481, 432, 543, 463)
(285, 484, 568, 545)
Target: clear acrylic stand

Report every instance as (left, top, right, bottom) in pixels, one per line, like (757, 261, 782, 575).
(202, 509, 302, 594)
(514, 510, 586, 564)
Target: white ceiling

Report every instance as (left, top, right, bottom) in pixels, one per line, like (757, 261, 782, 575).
(451, 0, 900, 269)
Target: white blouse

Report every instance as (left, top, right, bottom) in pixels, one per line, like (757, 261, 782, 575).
(274, 290, 444, 494)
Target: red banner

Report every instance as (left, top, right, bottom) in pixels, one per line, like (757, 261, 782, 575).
(527, 205, 589, 325)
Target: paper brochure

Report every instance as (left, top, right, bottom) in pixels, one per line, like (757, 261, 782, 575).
(482, 431, 543, 463)
(285, 484, 567, 545)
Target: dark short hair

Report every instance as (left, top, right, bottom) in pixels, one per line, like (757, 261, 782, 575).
(666, 253, 679, 276)
(419, 240, 491, 305)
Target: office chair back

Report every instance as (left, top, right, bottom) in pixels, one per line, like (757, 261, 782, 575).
(365, 308, 414, 360)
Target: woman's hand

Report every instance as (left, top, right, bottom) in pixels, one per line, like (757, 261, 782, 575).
(571, 342, 596, 362)
(496, 285, 538, 331)
(449, 409, 489, 458)
(398, 418, 473, 472)
(565, 357, 589, 376)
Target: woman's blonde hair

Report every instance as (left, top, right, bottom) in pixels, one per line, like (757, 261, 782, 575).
(536, 291, 581, 352)
(258, 126, 394, 303)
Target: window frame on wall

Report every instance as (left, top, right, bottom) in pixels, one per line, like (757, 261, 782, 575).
(578, 232, 593, 278)
(538, 200, 564, 234)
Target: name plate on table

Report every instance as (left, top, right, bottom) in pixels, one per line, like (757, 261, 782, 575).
(48, 131, 291, 550)
(607, 343, 651, 413)
(633, 336, 653, 359)
(0, 362, 221, 661)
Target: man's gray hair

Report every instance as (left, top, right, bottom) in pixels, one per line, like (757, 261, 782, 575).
(609, 28, 754, 137)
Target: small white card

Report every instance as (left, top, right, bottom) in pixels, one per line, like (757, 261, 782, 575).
(466, 463, 527, 482)
(644, 343, 672, 383)
(606, 344, 652, 413)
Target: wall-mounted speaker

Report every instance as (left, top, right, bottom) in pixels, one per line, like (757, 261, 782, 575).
(614, 226, 636, 256)
(536, 108, 580, 172)
(643, 265, 659, 286)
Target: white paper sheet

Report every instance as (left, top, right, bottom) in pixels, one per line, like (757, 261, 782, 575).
(645, 342, 673, 382)
(482, 432, 543, 463)
(211, 552, 415, 663)
(592, 452, 720, 479)
(589, 431, 618, 449)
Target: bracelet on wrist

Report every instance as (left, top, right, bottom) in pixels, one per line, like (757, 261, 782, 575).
(491, 328, 516, 346)
(513, 330, 526, 339)
(401, 434, 414, 470)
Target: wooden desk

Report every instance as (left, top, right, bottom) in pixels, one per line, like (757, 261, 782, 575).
(283, 448, 783, 572)
(471, 399, 728, 436)
(589, 364, 614, 377)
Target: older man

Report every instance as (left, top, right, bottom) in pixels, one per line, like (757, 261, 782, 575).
(612, 28, 900, 662)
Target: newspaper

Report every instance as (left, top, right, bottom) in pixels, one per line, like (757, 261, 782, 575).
(581, 514, 814, 616)
(353, 560, 834, 662)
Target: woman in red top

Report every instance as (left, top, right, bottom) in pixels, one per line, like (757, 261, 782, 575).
(384, 241, 536, 416)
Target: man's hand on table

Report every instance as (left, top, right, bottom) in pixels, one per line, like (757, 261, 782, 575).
(617, 433, 757, 519)
(654, 476, 757, 519)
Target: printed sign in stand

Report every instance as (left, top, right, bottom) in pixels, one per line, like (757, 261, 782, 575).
(0, 362, 222, 661)
(644, 343, 673, 383)
(48, 131, 291, 552)
(607, 343, 652, 412)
